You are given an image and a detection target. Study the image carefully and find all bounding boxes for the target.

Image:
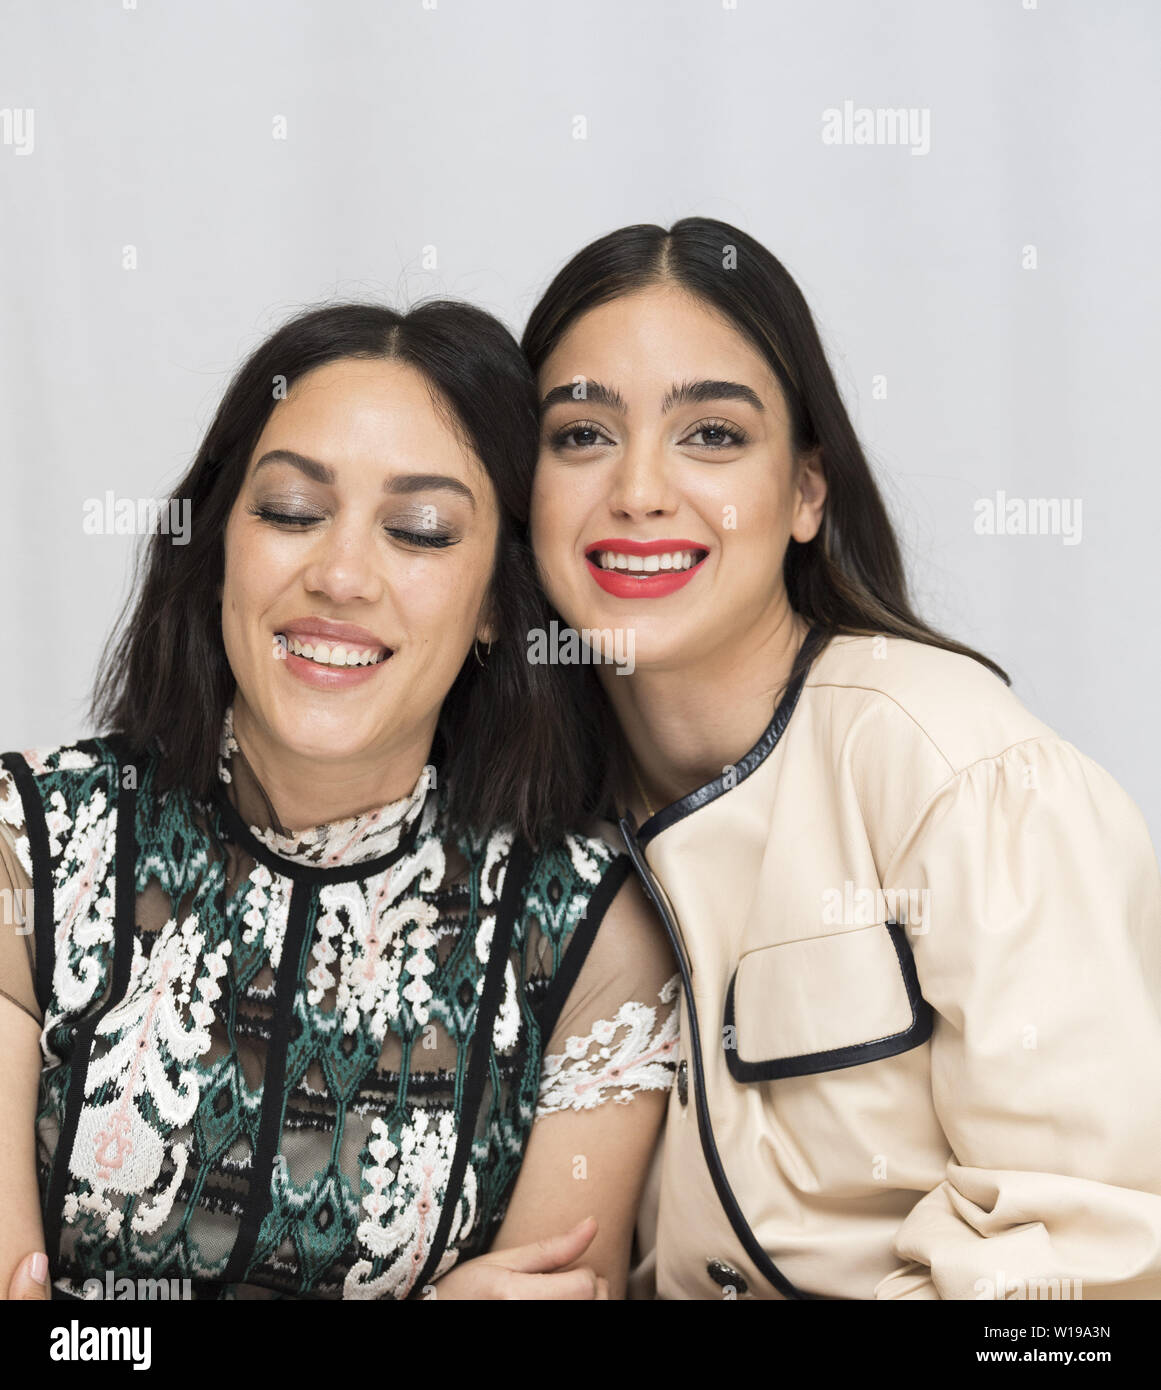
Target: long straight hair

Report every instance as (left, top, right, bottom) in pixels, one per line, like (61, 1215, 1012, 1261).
(522, 217, 1008, 690)
(91, 300, 595, 845)
(522, 219, 1008, 814)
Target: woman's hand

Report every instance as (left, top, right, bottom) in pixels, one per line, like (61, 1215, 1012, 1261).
(427, 1216, 609, 1300)
(4, 1252, 49, 1300)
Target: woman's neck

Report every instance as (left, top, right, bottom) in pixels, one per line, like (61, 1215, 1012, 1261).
(230, 700, 435, 833)
(602, 601, 810, 819)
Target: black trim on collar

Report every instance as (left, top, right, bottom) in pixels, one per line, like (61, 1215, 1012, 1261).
(635, 625, 830, 847)
(722, 922, 934, 1082)
(209, 777, 429, 886)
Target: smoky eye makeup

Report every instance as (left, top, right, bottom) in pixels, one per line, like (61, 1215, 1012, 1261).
(383, 505, 462, 549)
(247, 496, 463, 550)
(248, 494, 327, 527)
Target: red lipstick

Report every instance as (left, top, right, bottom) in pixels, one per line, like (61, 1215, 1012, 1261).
(584, 538, 709, 600)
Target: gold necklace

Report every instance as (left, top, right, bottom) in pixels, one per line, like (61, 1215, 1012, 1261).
(629, 758, 656, 820)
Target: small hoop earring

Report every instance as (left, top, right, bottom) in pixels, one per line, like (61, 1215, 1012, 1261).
(473, 638, 493, 667)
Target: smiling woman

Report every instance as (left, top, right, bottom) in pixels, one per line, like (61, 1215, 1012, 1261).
(523, 218, 1161, 1302)
(0, 299, 679, 1301)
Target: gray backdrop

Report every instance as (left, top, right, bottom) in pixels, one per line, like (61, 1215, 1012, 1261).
(2, 0, 1158, 848)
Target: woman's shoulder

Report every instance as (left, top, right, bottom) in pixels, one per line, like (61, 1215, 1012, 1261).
(0, 734, 152, 855)
(452, 816, 627, 934)
(0, 736, 121, 780)
(0, 735, 122, 818)
(801, 633, 1159, 870)
(521, 820, 628, 906)
(804, 631, 1055, 775)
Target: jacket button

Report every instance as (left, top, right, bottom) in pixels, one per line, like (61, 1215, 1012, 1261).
(676, 1060, 688, 1106)
(706, 1259, 747, 1294)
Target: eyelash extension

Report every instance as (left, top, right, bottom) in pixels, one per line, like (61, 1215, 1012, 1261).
(385, 528, 458, 549)
(251, 506, 323, 527)
(252, 507, 457, 548)
(549, 420, 614, 450)
(549, 417, 748, 450)
(683, 418, 749, 448)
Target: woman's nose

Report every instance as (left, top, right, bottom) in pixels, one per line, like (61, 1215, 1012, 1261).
(606, 438, 679, 519)
(301, 518, 384, 605)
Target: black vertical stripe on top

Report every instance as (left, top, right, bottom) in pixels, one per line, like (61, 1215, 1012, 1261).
(42, 759, 139, 1268)
(1, 751, 56, 1016)
(221, 877, 313, 1287)
(409, 837, 535, 1298)
(533, 852, 631, 1048)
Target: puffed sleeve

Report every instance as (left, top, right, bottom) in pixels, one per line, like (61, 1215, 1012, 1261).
(0, 761, 40, 1026)
(535, 869, 680, 1118)
(874, 736, 1161, 1300)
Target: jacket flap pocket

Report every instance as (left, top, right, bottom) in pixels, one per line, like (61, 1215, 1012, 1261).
(724, 922, 932, 1081)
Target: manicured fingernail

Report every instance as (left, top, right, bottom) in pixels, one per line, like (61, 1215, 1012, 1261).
(29, 1253, 48, 1284)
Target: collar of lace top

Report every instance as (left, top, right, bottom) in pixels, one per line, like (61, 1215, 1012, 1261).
(216, 704, 434, 868)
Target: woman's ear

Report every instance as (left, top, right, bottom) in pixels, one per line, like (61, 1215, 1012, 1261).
(791, 448, 827, 544)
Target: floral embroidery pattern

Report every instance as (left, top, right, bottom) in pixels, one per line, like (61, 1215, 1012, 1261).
(65, 915, 231, 1238)
(537, 974, 681, 1115)
(0, 721, 655, 1300)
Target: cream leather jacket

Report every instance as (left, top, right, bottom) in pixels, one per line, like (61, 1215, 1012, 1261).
(624, 631, 1161, 1301)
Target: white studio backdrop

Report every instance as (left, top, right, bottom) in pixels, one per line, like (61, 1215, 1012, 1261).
(1, 0, 1158, 848)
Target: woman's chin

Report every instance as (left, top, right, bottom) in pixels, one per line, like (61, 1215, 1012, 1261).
(241, 695, 389, 766)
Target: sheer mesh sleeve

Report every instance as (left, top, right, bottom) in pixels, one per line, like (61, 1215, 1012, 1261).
(0, 761, 39, 1026)
(536, 873, 679, 1118)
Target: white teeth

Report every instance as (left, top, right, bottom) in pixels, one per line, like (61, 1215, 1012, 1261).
(285, 636, 386, 667)
(594, 549, 704, 573)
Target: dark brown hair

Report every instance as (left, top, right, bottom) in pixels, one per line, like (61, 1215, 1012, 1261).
(522, 217, 1009, 689)
(91, 299, 596, 845)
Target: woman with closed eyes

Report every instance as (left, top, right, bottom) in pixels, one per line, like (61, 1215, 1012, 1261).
(523, 218, 1161, 1301)
(0, 299, 679, 1301)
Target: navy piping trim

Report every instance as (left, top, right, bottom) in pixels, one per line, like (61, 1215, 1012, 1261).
(635, 626, 830, 846)
(723, 922, 934, 1082)
(619, 817, 816, 1301)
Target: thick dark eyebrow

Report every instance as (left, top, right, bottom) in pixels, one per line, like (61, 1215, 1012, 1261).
(252, 451, 475, 508)
(384, 473, 476, 508)
(254, 449, 335, 483)
(539, 381, 629, 418)
(660, 380, 765, 414)
(538, 378, 765, 420)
